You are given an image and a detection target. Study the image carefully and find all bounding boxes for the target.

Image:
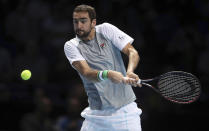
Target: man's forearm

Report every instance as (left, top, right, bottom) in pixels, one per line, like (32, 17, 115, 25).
(72, 60, 130, 83)
(83, 70, 125, 83)
(72, 61, 99, 82)
(82, 69, 99, 82)
(127, 48, 140, 73)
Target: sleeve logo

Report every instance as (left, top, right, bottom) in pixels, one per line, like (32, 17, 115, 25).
(118, 36, 125, 40)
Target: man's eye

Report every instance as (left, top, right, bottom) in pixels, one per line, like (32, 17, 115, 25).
(80, 19, 87, 23)
(73, 19, 87, 24)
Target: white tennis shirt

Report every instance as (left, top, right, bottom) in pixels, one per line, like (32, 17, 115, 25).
(64, 23, 136, 110)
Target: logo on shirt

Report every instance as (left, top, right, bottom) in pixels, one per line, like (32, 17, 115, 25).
(118, 36, 125, 40)
(100, 43, 105, 48)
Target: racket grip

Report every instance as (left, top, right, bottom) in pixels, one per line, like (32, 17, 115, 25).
(137, 79, 141, 84)
(123, 77, 141, 84)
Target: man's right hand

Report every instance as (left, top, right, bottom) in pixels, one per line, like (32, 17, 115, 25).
(108, 70, 124, 83)
(108, 70, 137, 86)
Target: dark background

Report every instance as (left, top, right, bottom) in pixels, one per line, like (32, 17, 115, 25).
(0, 0, 209, 131)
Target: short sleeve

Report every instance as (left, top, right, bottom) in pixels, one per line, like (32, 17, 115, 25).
(99, 23, 134, 51)
(64, 41, 85, 65)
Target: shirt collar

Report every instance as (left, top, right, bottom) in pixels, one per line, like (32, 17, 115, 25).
(75, 35, 82, 42)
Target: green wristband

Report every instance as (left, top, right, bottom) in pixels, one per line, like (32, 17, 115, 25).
(102, 70, 109, 80)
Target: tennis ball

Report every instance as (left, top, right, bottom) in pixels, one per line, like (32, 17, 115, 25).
(21, 70, 31, 80)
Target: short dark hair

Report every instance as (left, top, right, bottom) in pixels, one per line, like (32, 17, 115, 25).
(73, 4, 96, 21)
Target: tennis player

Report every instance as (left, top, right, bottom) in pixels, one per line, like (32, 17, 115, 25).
(64, 4, 142, 131)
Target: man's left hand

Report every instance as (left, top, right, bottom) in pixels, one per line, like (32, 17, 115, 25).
(126, 72, 142, 87)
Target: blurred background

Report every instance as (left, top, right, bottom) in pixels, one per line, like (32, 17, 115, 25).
(0, 0, 209, 131)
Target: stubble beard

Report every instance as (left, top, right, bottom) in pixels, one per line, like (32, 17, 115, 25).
(75, 27, 92, 39)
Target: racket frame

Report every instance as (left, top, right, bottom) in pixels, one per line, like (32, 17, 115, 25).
(136, 71, 201, 104)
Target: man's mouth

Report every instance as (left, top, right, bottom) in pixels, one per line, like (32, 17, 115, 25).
(77, 30, 84, 33)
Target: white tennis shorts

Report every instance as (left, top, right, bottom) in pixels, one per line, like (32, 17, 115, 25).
(80, 102, 142, 131)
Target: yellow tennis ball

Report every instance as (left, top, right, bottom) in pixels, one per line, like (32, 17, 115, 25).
(21, 70, 31, 80)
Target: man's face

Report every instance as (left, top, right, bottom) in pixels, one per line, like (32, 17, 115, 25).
(73, 12, 96, 39)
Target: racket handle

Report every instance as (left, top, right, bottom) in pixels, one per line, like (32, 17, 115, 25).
(137, 79, 141, 84)
(123, 77, 142, 84)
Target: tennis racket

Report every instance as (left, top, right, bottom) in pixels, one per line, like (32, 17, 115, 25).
(136, 71, 201, 104)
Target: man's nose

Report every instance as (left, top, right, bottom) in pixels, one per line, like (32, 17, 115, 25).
(77, 21, 83, 29)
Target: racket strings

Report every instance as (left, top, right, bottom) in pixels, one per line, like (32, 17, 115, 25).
(157, 72, 201, 103)
(168, 93, 199, 102)
(164, 90, 200, 101)
(159, 75, 195, 94)
(159, 73, 197, 91)
(162, 90, 199, 103)
(159, 77, 189, 93)
(162, 88, 199, 102)
(160, 77, 199, 96)
(159, 77, 199, 96)
(162, 83, 198, 98)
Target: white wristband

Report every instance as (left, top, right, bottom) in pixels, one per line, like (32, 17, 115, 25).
(99, 71, 105, 81)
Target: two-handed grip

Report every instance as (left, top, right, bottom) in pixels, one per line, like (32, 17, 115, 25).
(123, 77, 141, 84)
(137, 79, 141, 84)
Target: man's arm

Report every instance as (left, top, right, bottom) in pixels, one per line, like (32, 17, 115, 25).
(72, 60, 98, 82)
(122, 43, 140, 73)
(122, 43, 141, 86)
(72, 60, 126, 83)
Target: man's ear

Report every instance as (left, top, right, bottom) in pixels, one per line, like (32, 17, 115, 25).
(91, 19, 96, 27)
